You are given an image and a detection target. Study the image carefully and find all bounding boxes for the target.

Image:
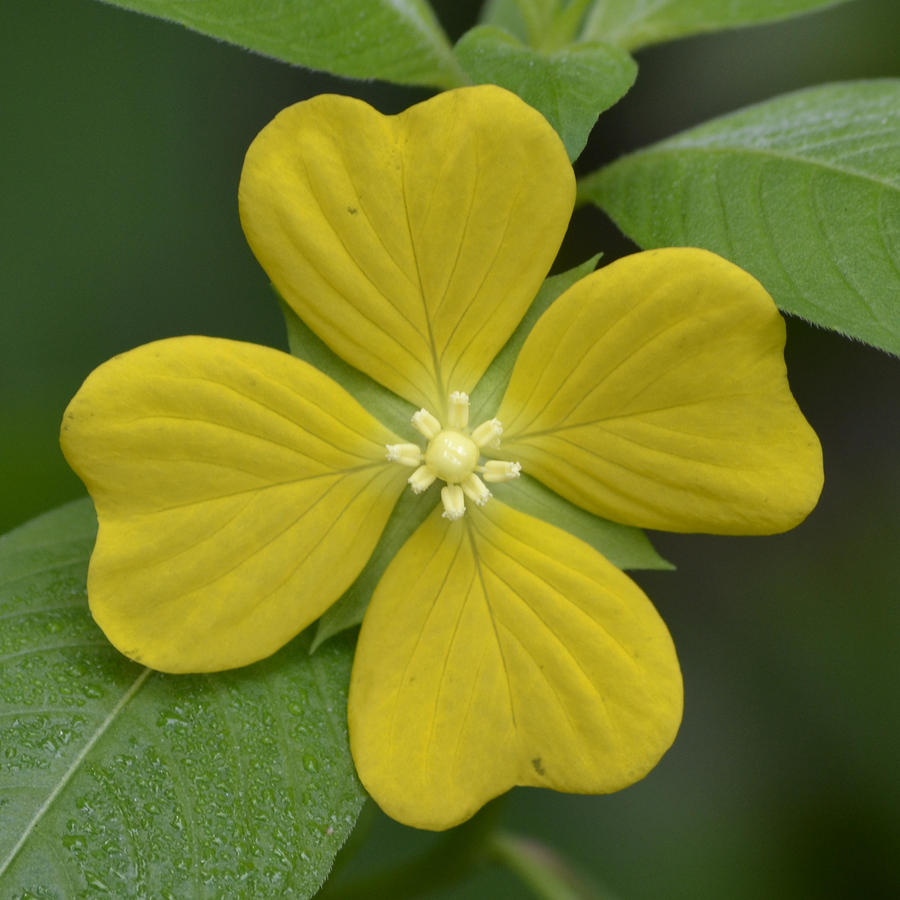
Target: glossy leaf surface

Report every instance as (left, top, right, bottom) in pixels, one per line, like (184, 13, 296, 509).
(0, 501, 365, 898)
(583, 81, 900, 355)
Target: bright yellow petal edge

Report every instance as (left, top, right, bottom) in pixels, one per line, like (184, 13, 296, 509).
(498, 248, 824, 535)
(239, 84, 575, 417)
(348, 500, 683, 831)
(61, 336, 409, 673)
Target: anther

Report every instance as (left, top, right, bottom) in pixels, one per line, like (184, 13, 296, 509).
(447, 391, 469, 429)
(471, 417, 503, 449)
(461, 473, 491, 506)
(441, 484, 465, 521)
(408, 465, 436, 494)
(480, 460, 521, 483)
(411, 408, 441, 440)
(386, 443, 423, 466)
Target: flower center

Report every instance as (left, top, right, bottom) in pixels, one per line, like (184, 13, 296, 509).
(385, 391, 521, 521)
(424, 430, 478, 483)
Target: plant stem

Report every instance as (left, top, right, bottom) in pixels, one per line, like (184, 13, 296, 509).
(488, 831, 617, 900)
(319, 800, 613, 900)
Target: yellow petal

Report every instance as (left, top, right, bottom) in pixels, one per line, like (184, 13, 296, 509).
(239, 85, 574, 416)
(61, 337, 408, 673)
(348, 500, 682, 830)
(497, 248, 824, 534)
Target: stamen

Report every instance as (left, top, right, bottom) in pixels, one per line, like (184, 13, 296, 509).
(471, 417, 503, 449)
(408, 465, 436, 494)
(386, 443, 423, 466)
(461, 473, 491, 506)
(447, 391, 469, 429)
(440, 484, 465, 521)
(411, 408, 441, 440)
(480, 460, 522, 483)
(400, 396, 520, 519)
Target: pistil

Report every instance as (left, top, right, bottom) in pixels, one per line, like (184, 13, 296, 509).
(386, 391, 521, 519)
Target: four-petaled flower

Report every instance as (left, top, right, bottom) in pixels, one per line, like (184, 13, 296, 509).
(61, 86, 823, 830)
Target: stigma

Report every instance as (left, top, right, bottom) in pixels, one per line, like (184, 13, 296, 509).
(385, 391, 521, 520)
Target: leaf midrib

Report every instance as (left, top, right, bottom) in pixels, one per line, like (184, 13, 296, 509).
(0, 666, 153, 879)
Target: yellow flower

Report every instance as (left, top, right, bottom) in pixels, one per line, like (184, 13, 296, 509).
(61, 86, 823, 831)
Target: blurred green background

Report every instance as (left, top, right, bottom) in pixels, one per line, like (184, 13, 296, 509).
(2, 0, 898, 897)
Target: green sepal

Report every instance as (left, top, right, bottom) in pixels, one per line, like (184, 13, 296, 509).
(470, 254, 601, 424)
(472, 254, 671, 573)
(492, 474, 673, 571)
(280, 295, 417, 439)
(311, 262, 606, 650)
(312, 489, 440, 651)
(300, 256, 672, 650)
(312, 470, 671, 649)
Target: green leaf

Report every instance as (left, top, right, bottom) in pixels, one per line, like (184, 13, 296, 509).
(96, 0, 465, 88)
(579, 0, 851, 51)
(454, 25, 636, 160)
(582, 80, 900, 356)
(493, 474, 673, 571)
(0, 500, 365, 899)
